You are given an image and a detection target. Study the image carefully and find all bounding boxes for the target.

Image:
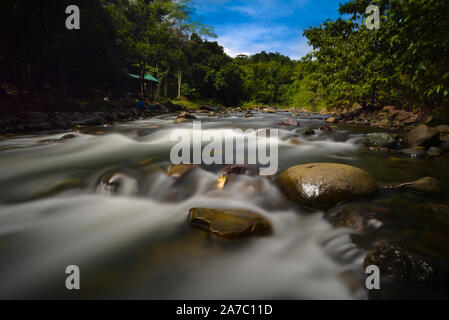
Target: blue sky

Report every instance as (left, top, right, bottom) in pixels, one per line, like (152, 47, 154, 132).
(192, 0, 345, 60)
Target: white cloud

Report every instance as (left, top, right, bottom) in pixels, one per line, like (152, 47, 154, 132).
(214, 24, 311, 59)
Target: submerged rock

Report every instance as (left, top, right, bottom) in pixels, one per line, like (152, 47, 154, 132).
(38, 133, 77, 144)
(399, 177, 444, 194)
(168, 164, 198, 178)
(380, 177, 444, 194)
(326, 202, 390, 234)
(427, 146, 442, 157)
(188, 208, 273, 239)
(38, 179, 81, 198)
(406, 124, 439, 148)
(398, 148, 427, 158)
(177, 111, 196, 119)
(411, 202, 449, 225)
(303, 127, 315, 135)
(173, 118, 190, 124)
(436, 124, 449, 134)
(319, 125, 332, 132)
(277, 163, 378, 209)
(219, 164, 254, 176)
(363, 133, 396, 148)
(97, 172, 137, 195)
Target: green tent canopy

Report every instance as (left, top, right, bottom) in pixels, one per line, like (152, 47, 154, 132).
(128, 73, 158, 82)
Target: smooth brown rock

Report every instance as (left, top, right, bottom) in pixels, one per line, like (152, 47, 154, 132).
(188, 208, 273, 239)
(277, 163, 378, 209)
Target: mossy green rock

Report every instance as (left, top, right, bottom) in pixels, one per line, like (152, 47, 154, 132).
(188, 208, 273, 239)
(277, 163, 378, 209)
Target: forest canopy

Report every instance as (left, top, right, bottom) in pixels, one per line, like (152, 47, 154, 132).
(0, 0, 448, 112)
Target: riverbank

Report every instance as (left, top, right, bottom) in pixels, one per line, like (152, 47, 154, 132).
(1, 95, 448, 161)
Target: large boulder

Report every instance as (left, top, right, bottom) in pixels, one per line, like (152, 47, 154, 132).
(277, 163, 378, 209)
(188, 208, 273, 239)
(406, 124, 439, 147)
(363, 133, 396, 148)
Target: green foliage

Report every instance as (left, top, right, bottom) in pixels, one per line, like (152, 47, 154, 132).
(1, 0, 447, 113)
(303, 0, 449, 110)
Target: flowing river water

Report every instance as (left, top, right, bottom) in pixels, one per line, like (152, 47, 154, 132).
(0, 111, 448, 299)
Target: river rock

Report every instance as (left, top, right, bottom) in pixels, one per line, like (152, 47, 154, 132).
(364, 242, 440, 287)
(173, 118, 191, 124)
(200, 105, 215, 112)
(219, 164, 254, 176)
(427, 147, 441, 157)
(188, 208, 273, 239)
(177, 111, 196, 120)
(326, 202, 389, 233)
(406, 124, 439, 147)
(280, 119, 299, 127)
(38, 179, 81, 198)
(168, 164, 198, 178)
(363, 133, 396, 148)
(436, 125, 449, 134)
(262, 108, 276, 113)
(326, 117, 336, 123)
(319, 125, 332, 132)
(277, 163, 378, 209)
(412, 202, 449, 226)
(97, 172, 137, 195)
(303, 127, 315, 135)
(398, 177, 444, 194)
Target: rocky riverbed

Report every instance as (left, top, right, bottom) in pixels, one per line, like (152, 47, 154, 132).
(0, 108, 448, 299)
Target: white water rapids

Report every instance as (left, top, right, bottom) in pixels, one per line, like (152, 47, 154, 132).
(0, 112, 367, 299)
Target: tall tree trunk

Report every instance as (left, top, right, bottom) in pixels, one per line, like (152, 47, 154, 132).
(177, 70, 182, 100)
(156, 81, 161, 101)
(139, 64, 145, 100)
(164, 77, 168, 97)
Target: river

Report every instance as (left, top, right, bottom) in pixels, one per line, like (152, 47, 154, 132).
(0, 111, 448, 299)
